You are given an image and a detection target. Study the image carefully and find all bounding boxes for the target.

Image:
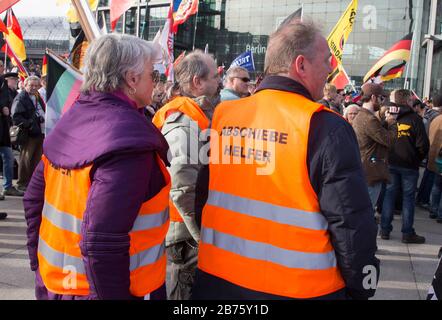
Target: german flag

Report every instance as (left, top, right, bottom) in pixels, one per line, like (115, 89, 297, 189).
(0, 36, 28, 80)
(69, 30, 88, 69)
(4, 9, 26, 62)
(380, 62, 407, 82)
(363, 33, 412, 83)
(42, 54, 48, 76)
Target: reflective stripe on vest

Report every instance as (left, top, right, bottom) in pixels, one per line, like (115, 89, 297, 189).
(152, 96, 210, 130)
(198, 90, 346, 299)
(207, 190, 328, 231)
(202, 228, 337, 270)
(38, 155, 170, 297)
(38, 237, 86, 274)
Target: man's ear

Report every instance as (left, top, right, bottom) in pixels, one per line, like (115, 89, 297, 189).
(192, 75, 201, 90)
(293, 55, 306, 76)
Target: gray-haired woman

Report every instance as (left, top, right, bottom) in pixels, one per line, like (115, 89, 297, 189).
(24, 34, 171, 300)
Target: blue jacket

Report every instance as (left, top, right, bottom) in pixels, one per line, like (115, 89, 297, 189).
(194, 76, 379, 300)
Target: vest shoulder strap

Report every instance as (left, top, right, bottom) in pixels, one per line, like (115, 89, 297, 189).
(153, 97, 210, 130)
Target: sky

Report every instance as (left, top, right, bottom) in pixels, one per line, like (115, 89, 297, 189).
(11, 0, 69, 17)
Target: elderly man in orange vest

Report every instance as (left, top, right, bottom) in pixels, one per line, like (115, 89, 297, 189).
(192, 19, 380, 300)
(152, 50, 220, 300)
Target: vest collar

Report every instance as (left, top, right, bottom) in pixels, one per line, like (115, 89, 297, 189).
(256, 76, 314, 101)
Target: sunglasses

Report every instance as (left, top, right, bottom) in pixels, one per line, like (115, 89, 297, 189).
(233, 76, 251, 83)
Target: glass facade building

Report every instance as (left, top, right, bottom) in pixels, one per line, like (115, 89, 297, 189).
(98, 0, 440, 96)
(19, 17, 71, 58)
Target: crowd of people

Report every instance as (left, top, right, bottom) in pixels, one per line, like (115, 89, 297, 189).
(0, 18, 441, 300)
(0, 62, 47, 221)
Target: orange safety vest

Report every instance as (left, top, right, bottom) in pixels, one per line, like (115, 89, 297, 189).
(153, 96, 210, 223)
(37, 155, 170, 297)
(198, 89, 346, 299)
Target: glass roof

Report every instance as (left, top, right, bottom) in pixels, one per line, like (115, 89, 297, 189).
(18, 17, 70, 42)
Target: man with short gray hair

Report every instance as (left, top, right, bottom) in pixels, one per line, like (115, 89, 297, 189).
(220, 66, 250, 101)
(152, 50, 220, 300)
(193, 19, 379, 300)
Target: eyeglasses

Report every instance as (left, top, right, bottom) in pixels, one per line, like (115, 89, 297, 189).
(151, 70, 160, 84)
(233, 77, 251, 83)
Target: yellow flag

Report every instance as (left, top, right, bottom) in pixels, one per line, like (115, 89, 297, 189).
(327, 0, 358, 65)
(67, 0, 99, 23)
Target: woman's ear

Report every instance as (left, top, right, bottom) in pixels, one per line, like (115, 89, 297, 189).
(125, 70, 139, 89)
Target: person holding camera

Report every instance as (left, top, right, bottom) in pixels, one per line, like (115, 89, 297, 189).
(352, 84, 397, 211)
(0, 71, 25, 200)
(11, 75, 45, 193)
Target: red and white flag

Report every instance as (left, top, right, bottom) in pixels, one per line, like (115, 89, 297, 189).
(110, 0, 135, 31)
(155, 3, 175, 81)
(0, 0, 20, 14)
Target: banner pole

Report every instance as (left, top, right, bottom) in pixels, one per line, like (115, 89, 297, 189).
(4, 44, 7, 72)
(71, 0, 102, 42)
(192, 10, 199, 50)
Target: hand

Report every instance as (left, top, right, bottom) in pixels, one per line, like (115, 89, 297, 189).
(2, 107, 9, 116)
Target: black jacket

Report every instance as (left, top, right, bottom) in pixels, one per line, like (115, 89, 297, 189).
(12, 90, 45, 138)
(389, 105, 429, 170)
(0, 78, 17, 147)
(194, 76, 379, 300)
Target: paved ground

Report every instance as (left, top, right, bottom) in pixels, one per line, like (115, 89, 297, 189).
(1, 195, 441, 300)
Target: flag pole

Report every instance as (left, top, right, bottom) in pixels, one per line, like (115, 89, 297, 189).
(136, 0, 141, 38)
(403, 30, 416, 89)
(4, 43, 7, 72)
(4, 9, 8, 72)
(301, 3, 304, 21)
(70, 0, 102, 42)
(192, 10, 199, 50)
(404, 3, 422, 90)
(343, 66, 357, 93)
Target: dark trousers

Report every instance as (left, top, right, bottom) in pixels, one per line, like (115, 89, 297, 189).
(417, 168, 436, 205)
(17, 135, 43, 188)
(166, 240, 198, 300)
(381, 166, 419, 235)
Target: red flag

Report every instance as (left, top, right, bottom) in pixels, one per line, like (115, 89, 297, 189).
(110, 0, 135, 31)
(0, 0, 20, 14)
(330, 65, 351, 90)
(0, 18, 8, 34)
(172, 0, 199, 33)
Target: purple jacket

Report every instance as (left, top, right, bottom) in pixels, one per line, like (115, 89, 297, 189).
(23, 91, 169, 300)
